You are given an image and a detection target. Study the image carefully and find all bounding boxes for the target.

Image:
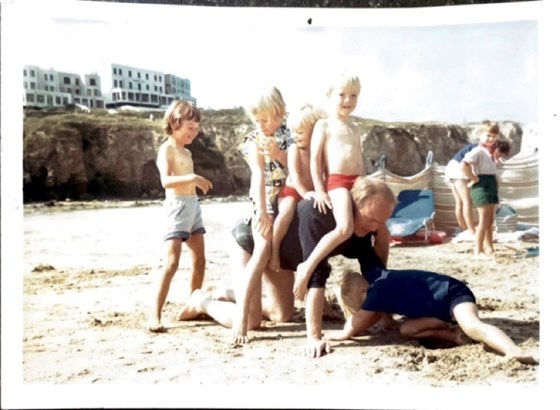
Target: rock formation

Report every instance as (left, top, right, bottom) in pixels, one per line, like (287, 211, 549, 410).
(23, 107, 525, 202)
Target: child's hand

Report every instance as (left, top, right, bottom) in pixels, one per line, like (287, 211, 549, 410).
(467, 176, 479, 188)
(253, 210, 272, 237)
(195, 175, 213, 194)
(313, 191, 332, 214)
(303, 191, 316, 201)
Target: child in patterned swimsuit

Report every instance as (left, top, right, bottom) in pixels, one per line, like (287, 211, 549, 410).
(233, 85, 292, 343)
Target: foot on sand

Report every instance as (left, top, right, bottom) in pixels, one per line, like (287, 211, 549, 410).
(177, 289, 207, 321)
(509, 349, 539, 365)
(147, 316, 167, 333)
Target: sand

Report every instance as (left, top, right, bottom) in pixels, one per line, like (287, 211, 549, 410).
(12, 198, 547, 408)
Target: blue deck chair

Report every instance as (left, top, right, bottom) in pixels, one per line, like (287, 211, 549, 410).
(386, 188, 436, 242)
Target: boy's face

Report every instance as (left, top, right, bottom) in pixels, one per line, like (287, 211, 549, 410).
(173, 119, 200, 145)
(479, 131, 498, 148)
(329, 83, 360, 117)
(254, 112, 283, 137)
(291, 125, 313, 149)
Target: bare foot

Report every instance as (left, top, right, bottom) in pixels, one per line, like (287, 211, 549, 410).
(509, 349, 539, 365)
(176, 289, 206, 321)
(207, 285, 235, 302)
(293, 263, 311, 301)
(147, 315, 167, 333)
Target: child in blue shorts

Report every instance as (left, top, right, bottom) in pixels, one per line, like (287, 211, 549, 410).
(147, 100, 213, 333)
(332, 270, 538, 365)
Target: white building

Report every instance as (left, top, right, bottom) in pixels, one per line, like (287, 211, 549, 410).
(23, 65, 104, 109)
(106, 63, 196, 108)
(23, 63, 196, 110)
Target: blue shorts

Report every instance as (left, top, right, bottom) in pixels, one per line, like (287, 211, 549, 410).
(163, 195, 206, 241)
(447, 277, 476, 322)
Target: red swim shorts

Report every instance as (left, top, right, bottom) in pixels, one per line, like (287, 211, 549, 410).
(326, 174, 358, 191)
(278, 185, 302, 201)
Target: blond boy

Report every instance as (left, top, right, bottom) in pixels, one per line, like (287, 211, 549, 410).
(293, 73, 365, 301)
(333, 270, 538, 365)
(148, 100, 213, 333)
(232, 86, 292, 343)
(268, 104, 327, 272)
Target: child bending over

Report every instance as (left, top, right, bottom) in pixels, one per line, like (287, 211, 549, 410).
(333, 270, 538, 365)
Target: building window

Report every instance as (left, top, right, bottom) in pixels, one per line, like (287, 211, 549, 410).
(30, 82, 36, 89)
(138, 84, 141, 90)
(113, 67, 117, 75)
(89, 78, 97, 86)
(129, 82, 132, 89)
(44, 74, 48, 80)
(37, 94, 45, 103)
(44, 85, 49, 91)
(128, 70, 132, 77)
(63, 77, 70, 85)
(27, 93, 35, 102)
(75, 89, 81, 95)
(119, 68, 122, 76)
(50, 86, 54, 91)
(55, 96, 61, 105)
(114, 80, 118, 87)
(63, 97, 69, 104)
(67, 87, 72, 93)
(137, 72, 141, 79)
(75, 78, 80, 86)
(87, 89, 92, 96)
(146, 73, 149, 80)
(147, 85, 150, 91)
(119, 80, 123, 87)
(30, 70, 35, 77)
(50, 74, 54, 81)
(24, 69, 27, 76)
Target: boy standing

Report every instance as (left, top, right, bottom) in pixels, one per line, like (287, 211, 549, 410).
(148, 100, 213, 333)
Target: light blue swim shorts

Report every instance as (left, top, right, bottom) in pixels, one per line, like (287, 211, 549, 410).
(163, 195, 206, 241)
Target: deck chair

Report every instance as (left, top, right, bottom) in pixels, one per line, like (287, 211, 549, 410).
(386, 188, 436, 242)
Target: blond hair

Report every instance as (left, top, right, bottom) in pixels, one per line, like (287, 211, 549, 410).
(327, 72, 361, 97)
(287, 104, 327, 131)
(162, 99, 201, 135)
(350, 176, 396, 210)
(337, 271, 368, 319)
(481, 120, 500, 135)
(246, 85, 287, 122)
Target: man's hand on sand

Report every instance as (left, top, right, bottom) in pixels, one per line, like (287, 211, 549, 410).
(304, 338, 332, 358)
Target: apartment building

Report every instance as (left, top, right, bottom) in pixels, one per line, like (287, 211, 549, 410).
(23, 65, 104, 109)
(23, 63, 196, 110)
(106, 63, 196, 108)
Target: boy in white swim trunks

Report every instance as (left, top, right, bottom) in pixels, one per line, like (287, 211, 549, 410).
(148, 100, 213, 332)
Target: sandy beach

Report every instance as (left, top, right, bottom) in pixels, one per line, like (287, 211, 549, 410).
(9, 198, 548, 408)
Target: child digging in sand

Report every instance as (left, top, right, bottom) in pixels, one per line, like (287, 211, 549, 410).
(293, 72, 365, 301)
(332, 270, 538, 365)
(148, 100, 213, 333)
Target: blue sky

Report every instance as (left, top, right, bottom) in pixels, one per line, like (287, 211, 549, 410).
(12, 0, 540, 124)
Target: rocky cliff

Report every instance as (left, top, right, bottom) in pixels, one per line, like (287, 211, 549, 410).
(23, 107, 525, 202)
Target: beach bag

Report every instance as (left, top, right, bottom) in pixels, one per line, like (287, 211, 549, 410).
(495, 204, 518, 233)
